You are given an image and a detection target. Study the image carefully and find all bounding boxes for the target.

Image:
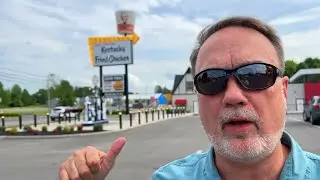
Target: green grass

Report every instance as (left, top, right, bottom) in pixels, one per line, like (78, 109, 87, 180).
(1, 107, 49, 115)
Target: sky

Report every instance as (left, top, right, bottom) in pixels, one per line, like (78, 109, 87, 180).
(1, 0, 320, 94)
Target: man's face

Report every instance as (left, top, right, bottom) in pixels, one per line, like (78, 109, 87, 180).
(121, 13, 128, 22)
(195, 27, 289, 164)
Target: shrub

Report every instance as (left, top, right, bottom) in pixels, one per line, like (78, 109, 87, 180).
(0, 126, 6, 133)
(56, 125, 62, 132)
(62, 126, 71, 134)
(41, 126, 48, 132)
(77, 124, 83, 132)
(70, 125, 75, 132)
(93, 124, 103, 132)
(24, 125, 34, 134)
(53, 125, 62, 133)
(32, 129, 40, 135)
(23, 125, 31, 131)
(8, 127, 18, 135)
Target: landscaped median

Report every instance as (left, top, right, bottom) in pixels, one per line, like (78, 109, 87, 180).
(0, 107, 189, 137)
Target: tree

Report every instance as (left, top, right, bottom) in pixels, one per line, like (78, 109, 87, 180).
(0, 82, 11, 107)
(162, 87, 171, 94)
(304, 57, 320, 68)
(10, 84, 23, 107)
(74, 87, 93, 97)
(21, 89, 34, 106)
(55, 80, 75, 106)
(284, 60, 297, 78)
(296, 62, 308, 72)
(154, 85, 162, 93)
(154, 85, 171, 94)
(32, 89, 48, 105)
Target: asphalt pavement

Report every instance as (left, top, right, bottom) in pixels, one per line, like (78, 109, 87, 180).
(0, 114, 319, 180)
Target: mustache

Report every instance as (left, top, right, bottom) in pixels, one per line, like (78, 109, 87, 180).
(218, 108, 261, 126)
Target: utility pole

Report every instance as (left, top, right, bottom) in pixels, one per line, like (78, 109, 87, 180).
(47, 73, 55, 113)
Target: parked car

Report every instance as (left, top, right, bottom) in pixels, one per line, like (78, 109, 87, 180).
(49, 106, 77, 121)
(303, 96, 320, 125)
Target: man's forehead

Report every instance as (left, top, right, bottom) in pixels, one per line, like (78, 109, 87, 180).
(196, 27, 279, 72)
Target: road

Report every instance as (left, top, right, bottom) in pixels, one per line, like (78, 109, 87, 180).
(2, 114, 131, 128)
(0, 114, 319, 180)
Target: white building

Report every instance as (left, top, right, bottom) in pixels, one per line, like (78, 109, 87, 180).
(172, 67, 197, 113)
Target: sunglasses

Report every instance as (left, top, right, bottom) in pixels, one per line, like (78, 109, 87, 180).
(194, 62, 283, 95)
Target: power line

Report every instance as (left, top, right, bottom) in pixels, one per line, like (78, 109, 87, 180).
(0, 72, 45, 84)
(0, 76, 44, 85)
(0, 67, 47, 79)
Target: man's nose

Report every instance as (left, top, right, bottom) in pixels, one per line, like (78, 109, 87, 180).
(221, 77, 248, 107)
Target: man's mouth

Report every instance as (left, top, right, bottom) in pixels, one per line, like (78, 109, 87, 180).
(226, 120, 252, 125)
(223, 119, 255, 132)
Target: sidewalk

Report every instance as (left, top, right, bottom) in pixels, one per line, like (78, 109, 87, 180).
(6, 111, 192, 133)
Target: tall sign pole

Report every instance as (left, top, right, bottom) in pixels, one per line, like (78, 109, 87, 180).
(115, 10, 136, 114)
(87, 10, 139, 117)
(99, 67, 103, 119)
(92, 75, 99, 121)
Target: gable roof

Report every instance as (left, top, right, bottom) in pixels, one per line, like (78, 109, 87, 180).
(172, 67, 191, 94)
(172, 75, 183, 93)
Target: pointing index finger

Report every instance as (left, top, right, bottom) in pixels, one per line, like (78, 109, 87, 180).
(100, 137, 127, 171)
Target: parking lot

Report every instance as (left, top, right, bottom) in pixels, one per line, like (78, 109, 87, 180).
(0, 113, 319, 180)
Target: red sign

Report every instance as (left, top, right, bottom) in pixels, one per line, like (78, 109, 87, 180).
(117, 24, 134, 34)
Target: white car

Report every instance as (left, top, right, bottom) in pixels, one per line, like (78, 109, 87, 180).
(50, 106, 77, 121)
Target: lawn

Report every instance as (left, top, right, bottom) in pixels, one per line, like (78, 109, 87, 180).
(0, 106, 49, 115)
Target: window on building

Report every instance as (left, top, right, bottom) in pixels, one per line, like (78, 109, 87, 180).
(185, 81, 193, 92)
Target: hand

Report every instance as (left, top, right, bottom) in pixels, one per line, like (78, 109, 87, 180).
(59, 137, 127, 180)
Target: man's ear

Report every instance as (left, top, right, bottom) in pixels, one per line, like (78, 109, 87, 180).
(282, 76, 289, 99)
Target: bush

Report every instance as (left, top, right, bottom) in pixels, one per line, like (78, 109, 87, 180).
(70, 125, 75, 132)
(93, 124, 103, 132)
(23, 125, 32, 131)
(0, 126, 6, 133)
(53, 125, 62, 133)
(77, 124, 83, 132)
(23, 125, 34, 134)
(8, 127, 18, 135)
(62, 126, 71, 134)
(110, 110, 126, 115)
(32, 129, 40, 135)
(41, 126, 48, 132)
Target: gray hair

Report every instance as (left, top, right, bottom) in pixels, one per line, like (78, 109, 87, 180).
(190, 16, 284, 77)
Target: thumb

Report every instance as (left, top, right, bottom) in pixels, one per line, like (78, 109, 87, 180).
(100, 137, 127, 173)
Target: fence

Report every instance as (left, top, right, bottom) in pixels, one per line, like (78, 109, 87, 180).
(0, 107, 187, 131)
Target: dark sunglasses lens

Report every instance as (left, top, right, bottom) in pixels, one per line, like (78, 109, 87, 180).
(196, 70, 227, 94)
(237, 64, 276, 89)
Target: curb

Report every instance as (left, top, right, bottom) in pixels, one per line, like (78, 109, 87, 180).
(1, 114, 193, 139)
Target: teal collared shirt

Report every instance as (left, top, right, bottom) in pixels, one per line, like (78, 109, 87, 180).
(152, 131, 320, 180)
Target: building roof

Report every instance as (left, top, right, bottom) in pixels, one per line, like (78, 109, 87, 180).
(172, 67, 191, 94)
(172, 75, 183, 93)
(289, 68, 320, 83)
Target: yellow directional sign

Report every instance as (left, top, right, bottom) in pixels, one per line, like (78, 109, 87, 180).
(88, 32, 140, 66)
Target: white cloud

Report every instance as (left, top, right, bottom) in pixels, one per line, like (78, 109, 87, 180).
(269, 7, 320, 26)
(267, 6, 320, 61)
(2, 0, 320, 94)
(282, 27, 320, 61)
